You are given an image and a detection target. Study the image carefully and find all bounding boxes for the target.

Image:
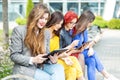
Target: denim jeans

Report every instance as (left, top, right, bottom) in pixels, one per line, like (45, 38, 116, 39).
(34, 63, 65, 80)
(83, 49, 104, 80)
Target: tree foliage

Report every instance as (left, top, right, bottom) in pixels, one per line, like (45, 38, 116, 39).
(26, 0, 34, 18)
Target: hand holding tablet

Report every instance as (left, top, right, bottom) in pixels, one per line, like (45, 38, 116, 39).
(42, 49, 68, 64)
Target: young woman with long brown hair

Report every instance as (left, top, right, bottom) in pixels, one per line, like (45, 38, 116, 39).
(73, 10, 118, 80)
(10, 3, 65, 80)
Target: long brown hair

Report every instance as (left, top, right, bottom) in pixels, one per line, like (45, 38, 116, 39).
(24, 3, 50, 56)
(75, 10, 95, 35)
(46, 11, 64, 36)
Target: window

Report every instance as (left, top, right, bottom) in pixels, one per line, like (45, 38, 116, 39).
(100, 3, 105, 16)
(67, 3, 78, 15)
(19, 5, 23, 14)
(49, 3, 63, 12)
(81, 2, 98, 15)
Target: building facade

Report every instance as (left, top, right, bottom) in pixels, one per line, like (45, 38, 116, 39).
(0, 0, 39, 21)
(0, 0, 120, 21)
(47, 0, 120, 20)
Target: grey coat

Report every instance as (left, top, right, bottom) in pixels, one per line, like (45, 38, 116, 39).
(9, 26, 50, 78)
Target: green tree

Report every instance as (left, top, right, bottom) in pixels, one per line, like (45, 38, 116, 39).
(26, 0, 34, 18)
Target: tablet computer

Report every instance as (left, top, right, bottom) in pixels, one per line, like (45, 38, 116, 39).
(77, 41, 91, 50)
(43, 48, 68, 58)
(42, 48, 68, 64)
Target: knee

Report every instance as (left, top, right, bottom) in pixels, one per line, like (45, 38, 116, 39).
(86, 58, 95, 66)
(65, 68, 76, 79)
(65, 67, 76, 74)
(50, 64, 64, 74)
(34, 69, 51, 80)
(50, 64, 65, 80)
(54, 64, 64, 70)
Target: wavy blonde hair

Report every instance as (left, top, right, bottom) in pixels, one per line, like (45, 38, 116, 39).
(24, 3, 50, 56)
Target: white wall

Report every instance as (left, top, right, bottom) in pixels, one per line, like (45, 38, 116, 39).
(103, 0, 116, 20)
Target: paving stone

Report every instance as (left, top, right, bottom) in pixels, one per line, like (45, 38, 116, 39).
(93, 29, 120, 80)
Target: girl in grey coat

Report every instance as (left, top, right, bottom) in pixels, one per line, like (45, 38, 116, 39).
(9, 3, 65, 80)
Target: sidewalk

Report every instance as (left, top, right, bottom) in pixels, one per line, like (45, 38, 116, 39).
(94, 29, 120, 80)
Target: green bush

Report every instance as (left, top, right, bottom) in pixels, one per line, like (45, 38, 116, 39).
(93, 16, 108, 28)
(0, 49, 13, 79)
(95, 16, 103, 20)
(15, 17, 27, 25)
(107, 19, 120, 29)
(0, 29, 13, 79)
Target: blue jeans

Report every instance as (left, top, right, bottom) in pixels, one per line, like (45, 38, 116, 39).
(34, 63, 65, 80)
(83, 49, 104, 80)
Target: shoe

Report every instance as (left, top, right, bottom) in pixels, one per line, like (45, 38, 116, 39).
(104, 77, 112, 80)
(109, 75, 119, 80)
(104, 74, 119, 80)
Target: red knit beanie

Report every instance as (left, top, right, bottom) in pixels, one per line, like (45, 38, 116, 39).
(64, 11, 78, 24)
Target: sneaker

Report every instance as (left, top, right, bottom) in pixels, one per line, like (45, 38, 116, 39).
(109, 75, 119, 80)
(104, 74, 119, 80)
(104, 77, 112, 80)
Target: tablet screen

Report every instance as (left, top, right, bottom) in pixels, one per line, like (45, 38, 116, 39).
(43, 48, 68, 58)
